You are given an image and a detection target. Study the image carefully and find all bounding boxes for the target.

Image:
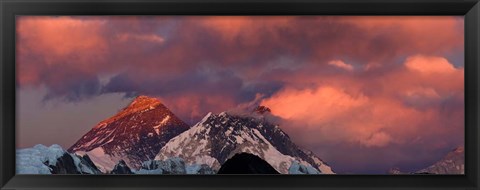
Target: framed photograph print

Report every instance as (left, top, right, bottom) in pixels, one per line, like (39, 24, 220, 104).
(1, 0, 479, 189)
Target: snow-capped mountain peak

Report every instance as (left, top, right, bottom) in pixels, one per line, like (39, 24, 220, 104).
(68, 95, 190, 172)
(156, 112, 334, 174)
(127, 95, 163, 110)
(93, 95, 164, 130)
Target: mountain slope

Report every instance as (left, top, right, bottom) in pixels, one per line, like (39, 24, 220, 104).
(416, 146, 464, 174)
(155, 110, 334, 174)
(68, 95, 190, 172)
(387, 146, 464, 175)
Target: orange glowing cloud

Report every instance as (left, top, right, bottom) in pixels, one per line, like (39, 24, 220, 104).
(260, 85, 405, 147)
(389, 55, 463, 97)
(261, 86, 368, 124)
(405, 55, 458, 74)
(260, 54, 463, 148)
(17, 17, 107, 61)
(16, 17, 108, 86)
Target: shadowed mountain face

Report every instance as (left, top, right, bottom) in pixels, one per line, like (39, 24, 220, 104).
(51, 153, 102, 174)
(218, 153, 280, 174)
(68, 96, 190, 172)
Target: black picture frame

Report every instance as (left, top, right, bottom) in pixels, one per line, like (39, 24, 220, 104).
(1, 0, 479, 189)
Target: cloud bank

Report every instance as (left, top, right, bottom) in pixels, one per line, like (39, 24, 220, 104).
(17, 16, 464, 173)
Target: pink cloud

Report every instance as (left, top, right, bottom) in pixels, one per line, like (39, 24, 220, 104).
(117, 33, 165, 44)
(16, 17, 108, 86)
(16, 16, 464, 173)
(260, 55, 463, 148)
(328, 60, 354, 71)
(17, 17, 107, 58)
(405, 55, 458, 74)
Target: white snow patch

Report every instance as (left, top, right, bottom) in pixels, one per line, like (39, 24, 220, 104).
(16, 144, 66, 174)
(160, 115, 170, 125)
(200, 112, 213, 123)
(303, 152, 335, 174)
(318, 163, 334, 174)
(81, 147, 117, 173)
(288, 161, 320, 174)
(153, 115, 171, 135)
(233, 135, 244, 144)
(224, 127, 233, 136)
(192, 139, 208, 155)
(234, 129, 298, 174)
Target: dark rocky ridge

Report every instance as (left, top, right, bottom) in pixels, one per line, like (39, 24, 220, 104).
(49, 153, 102, 174)
(218, 153, 279, 174)
(110, 160, 134, 174)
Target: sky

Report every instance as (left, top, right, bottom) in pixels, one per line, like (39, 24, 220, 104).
(16, 16, 464, 174)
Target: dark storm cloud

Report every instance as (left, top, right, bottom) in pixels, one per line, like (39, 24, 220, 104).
(102, 69, 244, 96)
(102, 68, 285, 121)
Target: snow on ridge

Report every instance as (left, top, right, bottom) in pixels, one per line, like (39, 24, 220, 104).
(16, 144, 66, 174)
(84, 137, 100, 147)
(152, 115, 171, 135)
(199, 112, 213, 124)
(16, 144, 102, 174)
(160, 115, 171, 125)
(288, 161, 320, 174)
